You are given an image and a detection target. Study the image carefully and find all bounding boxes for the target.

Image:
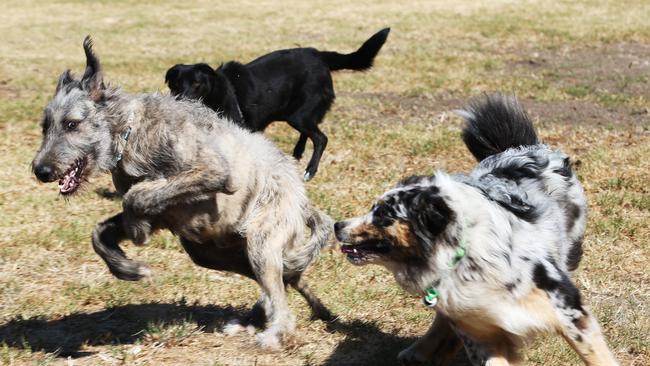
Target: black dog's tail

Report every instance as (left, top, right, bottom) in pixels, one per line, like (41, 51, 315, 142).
(457, 94, 539, 162)
(319, 28, 390, 71)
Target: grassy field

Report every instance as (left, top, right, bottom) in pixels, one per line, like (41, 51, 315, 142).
(1, 0, 649, 365)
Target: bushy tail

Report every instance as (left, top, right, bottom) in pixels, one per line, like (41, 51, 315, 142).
(457, 94, 539, 162)
(304, 207, 334, 261)
(284, 207, 333, 274)
(319, 28, 390, 71)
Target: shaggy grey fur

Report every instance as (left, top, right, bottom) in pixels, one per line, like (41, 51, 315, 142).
(32, 37, 333, 349)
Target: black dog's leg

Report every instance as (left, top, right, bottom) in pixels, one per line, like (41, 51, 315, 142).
(287, 122, 327, 181)
(92, 212, 152, 281)
(288, 95, 332, 181)
(292, 133, 308, 160)
(303, 126, 327, 181)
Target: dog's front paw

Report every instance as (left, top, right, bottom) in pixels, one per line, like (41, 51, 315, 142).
(121, 213, 152, 246)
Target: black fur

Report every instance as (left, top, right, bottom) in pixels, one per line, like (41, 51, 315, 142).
(461, 94, 539, 162)
(566, 236, 584, 272)
(165, 28, 390, 180)
(401, 186, 455, 241)
(533, 261, 585, 313)
(460, 173, 541, 222)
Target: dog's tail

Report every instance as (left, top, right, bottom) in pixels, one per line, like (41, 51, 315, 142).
(457, 94, 540, 162)
(319, 28, 390, 71)
(284, 207, 333, 274)
(304, 207, 334, 260)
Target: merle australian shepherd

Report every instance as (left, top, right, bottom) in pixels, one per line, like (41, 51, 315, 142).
(165, 28, 390, 181)
(334, 95, 618, 365)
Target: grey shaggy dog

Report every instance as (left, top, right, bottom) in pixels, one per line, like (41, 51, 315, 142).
(31, 37, 334, 349)
(335, 96, 617, 365)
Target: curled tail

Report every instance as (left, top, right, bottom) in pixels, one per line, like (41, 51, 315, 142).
(284, 207, 333, 274)
(319, 27, 390, 71)
(304, 207, 334, 263)
(457, 94, 539, 161)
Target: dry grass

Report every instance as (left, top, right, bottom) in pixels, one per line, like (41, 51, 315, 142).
(0, 0, 649, 365)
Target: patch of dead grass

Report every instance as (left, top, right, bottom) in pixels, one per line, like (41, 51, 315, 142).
(1, 0, 649, 365)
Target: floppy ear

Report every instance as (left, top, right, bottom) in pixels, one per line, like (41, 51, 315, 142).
(80, 35, 105, 101)
(165, 65, 181, 86)
(212, 72, 244, 124)
(408, 187, 453, 237)
(55, 69, 75, 94)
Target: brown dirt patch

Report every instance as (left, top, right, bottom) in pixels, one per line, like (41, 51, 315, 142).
(507, 42, 650, 101)
(335, 92, 649, 128)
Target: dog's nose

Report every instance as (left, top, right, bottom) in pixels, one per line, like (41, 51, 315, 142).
(334, 221, 343, 232)
(34, 164, 55, 182)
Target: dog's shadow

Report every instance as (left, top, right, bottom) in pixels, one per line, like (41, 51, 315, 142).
(0, 302, 470, 365)
(0, 301, 246, 358)
(321, 319, 471, 366)
(322, 319, 415, 366)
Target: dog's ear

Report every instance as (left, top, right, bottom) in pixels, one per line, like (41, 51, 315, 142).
(165, 65, 181, 86)
(55, 69, 75, 94)
(80, 35, 105, 102)
(212, 72, 244, 124)
(408, 187, 453, 237)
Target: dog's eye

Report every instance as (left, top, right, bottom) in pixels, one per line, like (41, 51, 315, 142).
(372, 204, 395, 227)
(192, 82, 201, 89)
(41, 116, 51, 134)
(65, 120, 80, 131)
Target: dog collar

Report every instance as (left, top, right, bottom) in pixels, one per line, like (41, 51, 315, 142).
(112, 126, 132, 166)
(423, 245, 466, 308)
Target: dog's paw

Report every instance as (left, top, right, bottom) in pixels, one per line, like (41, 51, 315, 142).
(397, 346, 429, 365)
(223, 320, 255, 336)
(303, 171, 313, 181)
(223, 321, 245, 336)
(123, 218, 152, 246)
(110, 260, 152, 281)
(255, 330, 282, 351)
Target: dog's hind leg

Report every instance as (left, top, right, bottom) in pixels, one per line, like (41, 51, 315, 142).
(287, 275, 334, 321)
(247, 232, 296, 349)
(292, 133, 308, 160)
(533, 263, 618, 365)
(92, 212, 152, 281)
(397, 313, 462, 365)
(287, 98, 331, 181)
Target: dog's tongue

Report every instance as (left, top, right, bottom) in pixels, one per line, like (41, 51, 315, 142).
(58, 169, 79, 194)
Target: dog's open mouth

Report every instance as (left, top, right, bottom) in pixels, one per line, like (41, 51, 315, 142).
(340, 239, 391, 264)
(58, 158, 86, 195)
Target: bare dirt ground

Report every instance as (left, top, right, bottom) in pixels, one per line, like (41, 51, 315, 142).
(0, 1, 648, 365)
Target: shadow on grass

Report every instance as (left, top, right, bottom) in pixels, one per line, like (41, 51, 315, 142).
(322, 320, 471, 366)
(321, 318, 471, 366)
(0, 301, 246, 358)
(321, 318, 415, 366)
(0, 301, 471, 365)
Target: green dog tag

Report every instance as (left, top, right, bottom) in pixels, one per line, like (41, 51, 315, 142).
(423, 288, 438, 307)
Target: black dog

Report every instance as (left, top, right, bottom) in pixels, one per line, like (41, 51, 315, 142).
(165, 28, 390, 180)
